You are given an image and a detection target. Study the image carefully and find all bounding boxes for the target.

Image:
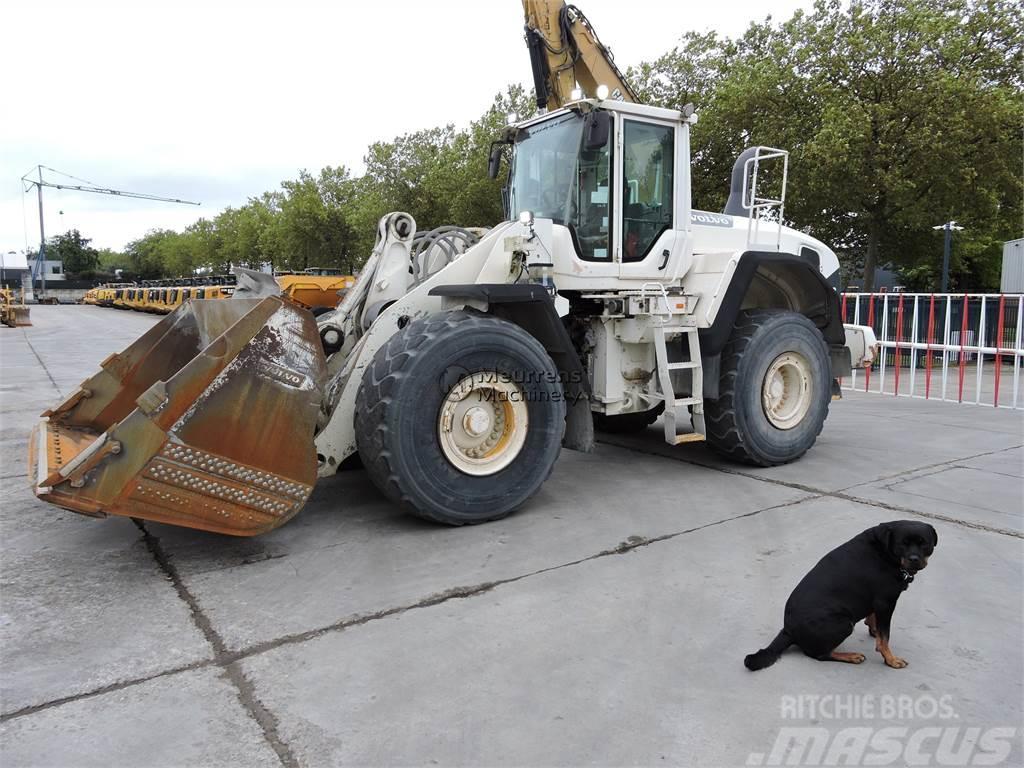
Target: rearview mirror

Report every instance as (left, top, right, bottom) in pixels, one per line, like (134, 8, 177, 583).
(584, 111, 611, 151)
(487, 144, 504, 179)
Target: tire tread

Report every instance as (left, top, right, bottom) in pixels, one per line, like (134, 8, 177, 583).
(355, 311, 562, 524)
(704, 309, 829, 466)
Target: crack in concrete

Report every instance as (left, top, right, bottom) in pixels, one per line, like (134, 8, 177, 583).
(205, 495, 820, 664)
(596, 438, 1024, 539)
(4, 412, 1016, 731)
(20, 333, 64, 398)
(837, 444, 1024, 492)
(0, 659, 217, 723)
(0, 494, 820, 726)
(133, 520, 300, 768)
(825, 493, 1022, 538)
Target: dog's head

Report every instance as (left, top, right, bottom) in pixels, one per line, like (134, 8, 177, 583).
(873, 520, 938, 573)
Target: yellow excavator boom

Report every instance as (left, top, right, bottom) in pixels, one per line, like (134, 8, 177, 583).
(522, 0, 637, 111)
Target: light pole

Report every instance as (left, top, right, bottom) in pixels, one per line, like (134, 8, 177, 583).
(932, 221, 964, 293)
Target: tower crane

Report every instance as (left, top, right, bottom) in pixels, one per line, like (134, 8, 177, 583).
(20, 165, 200, 300)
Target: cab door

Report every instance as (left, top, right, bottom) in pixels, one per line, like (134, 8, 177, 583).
(615, 117, 687, 280)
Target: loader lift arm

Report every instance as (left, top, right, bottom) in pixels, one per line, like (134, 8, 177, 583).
(523, 0, 638, 111)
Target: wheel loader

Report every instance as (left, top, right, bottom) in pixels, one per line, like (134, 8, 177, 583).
(27, 1, 877, 536)
(1, 288, 32, 328)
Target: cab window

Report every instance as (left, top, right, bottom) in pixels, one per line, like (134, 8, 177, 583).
(622, 121, 674, 262)
(510, 112, 612, 262)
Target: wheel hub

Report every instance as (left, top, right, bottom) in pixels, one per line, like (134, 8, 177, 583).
(438, 372, 528, 476)
(462, 406, 492, 437)
(761, 352, 812, 430)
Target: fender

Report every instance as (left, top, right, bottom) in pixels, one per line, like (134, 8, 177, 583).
(698, 251, 846, 398)
(429, 283, 594, 452)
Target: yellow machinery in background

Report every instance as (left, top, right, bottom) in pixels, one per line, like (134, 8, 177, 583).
(1, 288, 32, 327)
(274, 268, 355, 316)
(117, 287, 145, 311)
(89, 269, 350, 316)
(85, 283, 134, 308)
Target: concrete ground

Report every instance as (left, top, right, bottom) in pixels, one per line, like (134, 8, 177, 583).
(1, 305, 1021, 768)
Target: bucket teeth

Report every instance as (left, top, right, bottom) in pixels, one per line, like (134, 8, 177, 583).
(27, 296, 327, 536)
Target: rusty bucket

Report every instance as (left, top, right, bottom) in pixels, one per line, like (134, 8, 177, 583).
(28, 297, 327, 535)
(9, 305, 32, 327)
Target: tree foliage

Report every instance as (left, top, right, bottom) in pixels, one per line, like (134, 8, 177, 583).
(92, 85, 533, 281)
(631, 0, 1023, 290)
(46, 229, 100, 278)
(73, 4, 1020, 291)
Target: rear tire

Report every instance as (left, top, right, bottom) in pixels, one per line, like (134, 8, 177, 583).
(355, 310, 565, 525)
(705, 310, 830, 466)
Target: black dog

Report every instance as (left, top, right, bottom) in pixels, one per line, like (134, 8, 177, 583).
(745, 520, 937, 670)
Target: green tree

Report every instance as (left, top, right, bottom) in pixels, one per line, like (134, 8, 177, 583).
(633, 0, 1023, 290)
(96, 248, 128, 275)
(349, 85, 534, 262)
(124, 230, 177, 279)
(48, 229, 100, 277)
(263, 167, 359, 271)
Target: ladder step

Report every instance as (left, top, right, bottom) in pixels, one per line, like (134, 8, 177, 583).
(671, 433, 707, 445)
(673, 397, 701, 407)
(666, 361, 700, 370)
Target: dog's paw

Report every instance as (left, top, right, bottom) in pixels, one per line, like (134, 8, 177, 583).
(849, 653, 866, 664)
(884, 656, 908, 669)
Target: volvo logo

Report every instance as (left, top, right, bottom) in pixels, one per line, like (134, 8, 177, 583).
(256, 360, 307, 389)
(690, 211, 733, 228)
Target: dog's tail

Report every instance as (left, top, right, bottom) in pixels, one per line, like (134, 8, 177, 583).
(744, 629, 792, 671)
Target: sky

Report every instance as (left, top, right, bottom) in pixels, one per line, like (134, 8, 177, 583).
(0, 0, 812, 255)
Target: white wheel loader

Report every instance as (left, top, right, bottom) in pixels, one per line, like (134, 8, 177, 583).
(27, 1, 877, 535)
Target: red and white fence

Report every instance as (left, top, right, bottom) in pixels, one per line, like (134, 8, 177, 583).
(839, 293, 1024, 410)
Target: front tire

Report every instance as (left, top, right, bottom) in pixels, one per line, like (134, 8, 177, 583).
(355, 311, 565, 525)
(705, 310, 830, 466)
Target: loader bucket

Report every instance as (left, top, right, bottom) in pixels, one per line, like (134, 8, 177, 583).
(28, 297, 327, 536)
(8, 305, 31, 327)
(12, 307, 32, 327)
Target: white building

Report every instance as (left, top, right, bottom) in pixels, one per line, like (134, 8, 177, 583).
(39, 259, 66, 281)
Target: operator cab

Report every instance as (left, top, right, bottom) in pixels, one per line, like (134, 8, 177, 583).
(502, 100, 691, 287)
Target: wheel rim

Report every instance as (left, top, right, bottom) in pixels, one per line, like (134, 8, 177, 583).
(438, 372, 529, 476)
(761, 352, 813, 430)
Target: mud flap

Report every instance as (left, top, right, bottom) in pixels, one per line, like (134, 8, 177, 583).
(28, 297, 327, 536)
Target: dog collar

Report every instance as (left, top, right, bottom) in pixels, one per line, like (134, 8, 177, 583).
(900, 569, 915, 584)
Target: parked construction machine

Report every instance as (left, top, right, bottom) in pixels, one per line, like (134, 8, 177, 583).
(275, 268, 356, 315)
(28, 1, 876, 536)
(1, 288, 32, 328)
